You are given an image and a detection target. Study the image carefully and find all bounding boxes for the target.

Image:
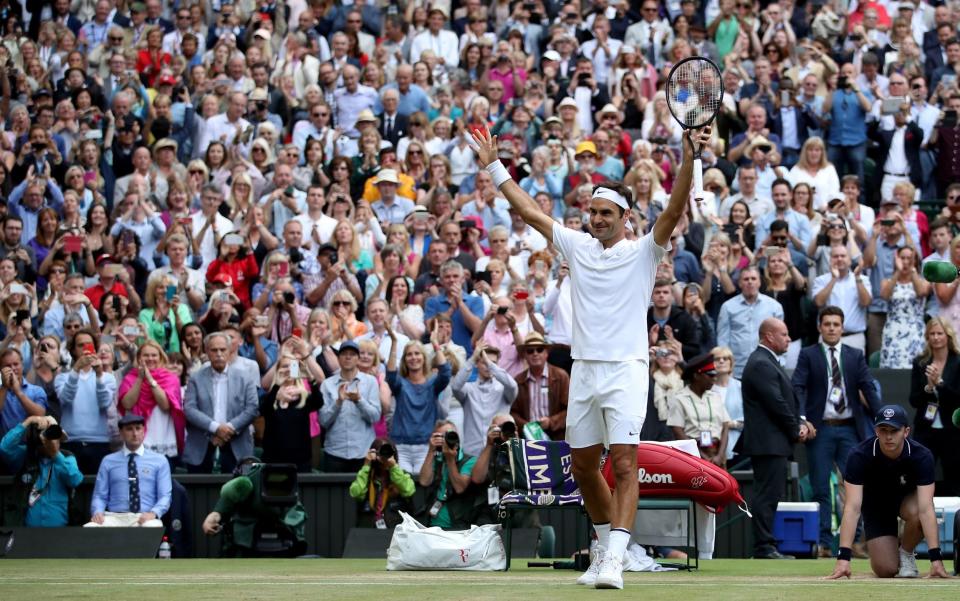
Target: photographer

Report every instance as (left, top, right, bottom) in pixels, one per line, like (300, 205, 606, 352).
(0, 415, 83, 526)
(418, 421, 484, 529)
(823, 63, 873, 189)
(349, 438, 415, 529)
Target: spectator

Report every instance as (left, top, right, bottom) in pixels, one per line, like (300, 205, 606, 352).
(710, 346, 744, 463)
(387, 322, 452, 474)
(879, 246, 929, 368)
(0, 348, 48, 438)
(812, 245, 872, 351)
(261, 352, 325, 472)
(85, 413, 170, 528)
(908, 317, 960, 496)
(760, 249, 808, 368)
(667, 353, 731, 466)
(451, 340, 517, 456)
(349, 438, 415, 529)
(139, 276, 193, 354)
(55, 329, 116, 474)
(864, 211, 911, 356)
(647, 278, 702, 361)
(0, 415, 83, 525)
(424, 260, 483, 354)
(717, 267, 785, 377)
(117, 340, 184, 464)
(786, 137, 840, 210)
(824, 63, 873, 188)
(923, 218, 954, 318)
(754, 179, 812, 254)
(182, 332, 259, 474)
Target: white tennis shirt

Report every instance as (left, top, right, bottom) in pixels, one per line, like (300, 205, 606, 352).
(552, 223, 667, 362)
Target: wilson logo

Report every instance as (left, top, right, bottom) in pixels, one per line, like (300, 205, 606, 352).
(638, 468, 674, 484)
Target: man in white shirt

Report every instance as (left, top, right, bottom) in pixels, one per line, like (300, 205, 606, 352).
(579, 14, 622, 87)
(507, 207, 547, 273)
(148, 234, 205, 313)
(293, 185, 338, 250)
(162, 7, 198, 56)
(721, 165, 774, 220)
(410, 7, 460, 68)
(811, 245, 872, 351)
(356, 298, 409, 363)
(470, 125, 707, 589)
(258, 164, 307, 237)
(197, 92, 251, 156)
(191, 184, 234, 272)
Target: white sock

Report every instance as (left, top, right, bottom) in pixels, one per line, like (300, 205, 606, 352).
(594, 522, 611, 549)
(608, 528, 631, 561)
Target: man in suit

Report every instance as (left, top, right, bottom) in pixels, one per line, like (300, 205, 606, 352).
(378, 88, 408, 147)
(742, 318, 810, 559)
(922, 19, 952, 82)
(510, 333, 569, 441)
(792, 306, 882, 557)
(183, 333, 259, 474)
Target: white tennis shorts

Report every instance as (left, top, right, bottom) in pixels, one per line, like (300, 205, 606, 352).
(566, 359, 648, 448)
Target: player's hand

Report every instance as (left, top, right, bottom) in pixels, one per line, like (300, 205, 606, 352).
(824, 560, 851, 579)
(469, 125, 499, 168)
(927, 561, 952, 578)
(683, 126, 712, 161)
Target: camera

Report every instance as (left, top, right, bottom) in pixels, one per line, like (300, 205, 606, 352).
(500, 421, 517, 439)
(444, 430, 460, 450)
(282, 291, 296, 305)
(655, 347, 671, 358)
(837, 75, 849, 90)
(288, 247, 303, 263)
(328, 250, 339, 265)
(577, 73, 590, 86)
(15, 310, 30, 325)
(255, 101, 267, 111)
(378, 442, 396, 460)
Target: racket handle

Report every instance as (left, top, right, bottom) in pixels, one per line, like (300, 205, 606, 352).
(693, 158, 704, 203)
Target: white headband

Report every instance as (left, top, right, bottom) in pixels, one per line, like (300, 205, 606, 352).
(592, 187, 629, 210)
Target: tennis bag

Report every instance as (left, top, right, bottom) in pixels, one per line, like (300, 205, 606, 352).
(600, 443, 750, 515)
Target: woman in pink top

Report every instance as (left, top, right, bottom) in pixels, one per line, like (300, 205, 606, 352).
(118, 340, 186, 461)
(486, 53, 527, 104)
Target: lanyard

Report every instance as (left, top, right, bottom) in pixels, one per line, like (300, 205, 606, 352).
(687, 392, 713, 431)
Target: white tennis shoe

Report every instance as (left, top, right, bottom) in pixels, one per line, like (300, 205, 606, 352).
(594, 553, 624, 589)
(895, 547, 919, 578)
(576, 546, 606, 586)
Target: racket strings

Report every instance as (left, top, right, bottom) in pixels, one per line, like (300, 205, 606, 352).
(666, 59, 723, 129)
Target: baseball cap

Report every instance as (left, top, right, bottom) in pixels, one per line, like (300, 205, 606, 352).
(212, 273, 233, 287)
(574, 140, 598, 157)
(874, 405, 909, 429)
(543, 50, 561, 62)
(337, 340, 360, 355)
(158, 74, 176, 86)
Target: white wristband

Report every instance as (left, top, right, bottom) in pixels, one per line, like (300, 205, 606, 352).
(485, 160, 511, 189)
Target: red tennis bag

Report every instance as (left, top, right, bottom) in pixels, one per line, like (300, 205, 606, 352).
(600, 443, 750, 514)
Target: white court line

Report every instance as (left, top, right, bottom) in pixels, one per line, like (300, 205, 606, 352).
(0, 577, 957, 590)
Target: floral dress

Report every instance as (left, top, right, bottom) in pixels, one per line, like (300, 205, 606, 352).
(880, 282, 926, 368)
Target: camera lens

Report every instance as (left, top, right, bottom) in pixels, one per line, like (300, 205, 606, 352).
(283, 291, 295, 304)
(500, 422, 517, 439)
(42, 424, 63, 440)
(444, 430, 460, 449)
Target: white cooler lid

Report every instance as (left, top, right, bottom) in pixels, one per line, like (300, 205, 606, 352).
(776, 502, 819, 511)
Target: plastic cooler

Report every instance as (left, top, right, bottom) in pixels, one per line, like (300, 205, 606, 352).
(914, 497, 959, 556)
(774, 502, 819, 558)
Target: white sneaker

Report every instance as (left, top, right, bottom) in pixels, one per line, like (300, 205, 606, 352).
(576, 546, 606, 586)
(595, 553, 624, 589)
(896, 547, 919, 578)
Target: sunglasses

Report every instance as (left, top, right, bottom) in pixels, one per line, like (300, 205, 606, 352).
(50, 268, 66, 274)
(828, 224, 846, 230)
(408, 150, 423, 155)
(189, 169, 205, 175)
(110, 36, 124, 42)
(525, 347, 547, 355)
(314, 112, 329, 117)
(912, 84, 923, 90)
(333, 300, 351, 307)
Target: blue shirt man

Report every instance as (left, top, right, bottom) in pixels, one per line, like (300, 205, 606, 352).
(717, 268, 785, 377)
(0, 349, 48, 437)
(88, 414, 171, 526)
(0, 416, 84, 526)
(423, 262, 484, 355)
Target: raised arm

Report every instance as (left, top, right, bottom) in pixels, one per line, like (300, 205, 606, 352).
(470, 127, 555, 241)
(652, 128, 709, 247)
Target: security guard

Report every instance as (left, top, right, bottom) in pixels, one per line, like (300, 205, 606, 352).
(827, 405, 951, 579)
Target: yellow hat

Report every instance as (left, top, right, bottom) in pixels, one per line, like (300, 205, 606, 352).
(574, 141, 598, 157)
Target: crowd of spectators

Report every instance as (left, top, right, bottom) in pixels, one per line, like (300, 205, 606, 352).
(0, 0, 958, 534)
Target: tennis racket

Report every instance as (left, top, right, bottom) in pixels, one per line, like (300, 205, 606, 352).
(665, 56, 724, 203)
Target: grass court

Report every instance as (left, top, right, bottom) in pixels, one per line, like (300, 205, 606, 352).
(0, 557, 955, 600)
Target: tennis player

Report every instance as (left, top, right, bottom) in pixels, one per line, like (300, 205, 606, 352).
(471, 125, 711, 589)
